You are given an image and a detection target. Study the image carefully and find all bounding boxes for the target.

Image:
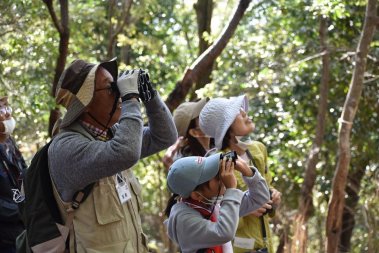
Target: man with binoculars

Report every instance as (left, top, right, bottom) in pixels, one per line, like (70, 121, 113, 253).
(48, 58, 177, 253)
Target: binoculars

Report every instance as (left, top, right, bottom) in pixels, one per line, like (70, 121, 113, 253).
(220, 151, 238, 163)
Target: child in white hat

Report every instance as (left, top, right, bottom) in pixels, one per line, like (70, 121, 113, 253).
(199, 95, 282, 253)
(165, 152, 270, 253)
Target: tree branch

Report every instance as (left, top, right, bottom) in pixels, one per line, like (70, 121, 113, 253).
(43, 0, 63, 33)
(45, 0, 70, 137)
(166, 0, 263, 112)
(107, 0, 133, 58)
(0, 29, 16, 37)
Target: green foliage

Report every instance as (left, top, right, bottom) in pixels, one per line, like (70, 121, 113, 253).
(0, 0, 56, 155)
(1, 0, 378, 251)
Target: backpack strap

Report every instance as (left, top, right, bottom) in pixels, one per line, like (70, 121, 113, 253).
(68, 183, 95, 253)
(50, 175, 95, 252)
(65, 182, 95, 225)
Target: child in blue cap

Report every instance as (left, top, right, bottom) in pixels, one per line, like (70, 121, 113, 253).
(200, 95, 281, 253)
(165, 152, 270, 253)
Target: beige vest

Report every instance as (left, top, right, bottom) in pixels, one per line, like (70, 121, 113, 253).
(53, 123, 149, 253)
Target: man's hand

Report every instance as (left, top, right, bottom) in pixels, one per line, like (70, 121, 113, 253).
(117, 69, 140, 98)
(138, 69, 156, 102)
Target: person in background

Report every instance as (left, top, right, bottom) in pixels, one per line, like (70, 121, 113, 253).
(165, 152, 270, 253)
(48, 58, 177, 252)
(0, 96, 27, 253)
(200, 95, 282, 253)
(162, 98, 211, 169)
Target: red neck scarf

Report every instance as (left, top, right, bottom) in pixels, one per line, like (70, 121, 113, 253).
(182, 198, 223, 253)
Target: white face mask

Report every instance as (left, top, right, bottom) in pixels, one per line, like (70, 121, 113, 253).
(195, 191, 224, 206)
(1, 117, 16, 135)
(235, 135, 253, 150)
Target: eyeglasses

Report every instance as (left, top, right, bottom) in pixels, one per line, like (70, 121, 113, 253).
(95, 86, 114, 95)
(0, 106, 12, 115)
(95, 82, 119, 96)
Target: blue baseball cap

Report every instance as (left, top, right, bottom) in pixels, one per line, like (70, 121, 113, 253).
(167, 153, 221, 198)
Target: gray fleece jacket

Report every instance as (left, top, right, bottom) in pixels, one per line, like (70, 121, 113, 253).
(49, 95, 177, 201)
(166, 169, 270, 253)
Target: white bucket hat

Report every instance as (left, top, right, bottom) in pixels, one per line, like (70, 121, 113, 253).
(199, 95, 248, 150)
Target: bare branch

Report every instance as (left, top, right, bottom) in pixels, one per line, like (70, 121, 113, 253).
(45, 0, 70, 136)
(0, 29, 16, 37)
(107, 0, 133, 58)
(166, 0, 264, 112)
(291, 51, 328, 66)
(42, 0, 63, 33)
(114, 0, 133, 36)
(363, 75, 379, 84)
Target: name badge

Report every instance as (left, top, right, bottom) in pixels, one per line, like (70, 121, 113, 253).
(116, 174, 131, 204)
(233, 237, 255, 250)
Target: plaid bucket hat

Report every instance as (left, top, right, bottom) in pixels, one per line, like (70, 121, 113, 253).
(55, 58, 118, 128)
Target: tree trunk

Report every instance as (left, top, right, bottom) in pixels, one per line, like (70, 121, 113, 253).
(106, 0, 133, 59)
(338, 158, 367, 253)
(276, 220, 290, 253)
(43, 0, 69, 136)
(325, 1, 377, 252)
(165, 0, 258, 112)
(288, 16, 330, 253)
(191, 0, 214, 99)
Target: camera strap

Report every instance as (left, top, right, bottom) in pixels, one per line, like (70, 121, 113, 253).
(246, 149, 269, 249)
(259, 216, 268, 248)
(245, 149, 258, 172)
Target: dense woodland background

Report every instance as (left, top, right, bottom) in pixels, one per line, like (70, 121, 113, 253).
(1, 0, 378, 252)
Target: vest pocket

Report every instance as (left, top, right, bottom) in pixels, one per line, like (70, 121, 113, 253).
(93, 183, 124, 225)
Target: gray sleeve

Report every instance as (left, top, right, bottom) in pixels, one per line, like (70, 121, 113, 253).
(140, 94, 178, 158)
(239, 168, 270, 217)
(175, 189, 243, 252)
(49, 100, 144, 201)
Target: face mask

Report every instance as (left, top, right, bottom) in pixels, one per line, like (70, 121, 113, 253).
(195, 191, 224, 206)
(235, 135, 253, 150)
(1, 117, 16, 135)
(211, 195, 223, 205)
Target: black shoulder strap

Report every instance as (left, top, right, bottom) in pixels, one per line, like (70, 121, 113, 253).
(71, 182, 95, 209)
(248, 148, 269, 248)
(260, 216, 268, 247)
(246, 148, 268, 174)
(246, 149, 258, 169)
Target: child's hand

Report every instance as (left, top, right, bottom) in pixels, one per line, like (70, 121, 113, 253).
(271, 188, 282, 207)
(249, 202, 273, 217)
(234, 158, 254, 177)
(162, 137, 185, 169)
(220, 158, 237, 189)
